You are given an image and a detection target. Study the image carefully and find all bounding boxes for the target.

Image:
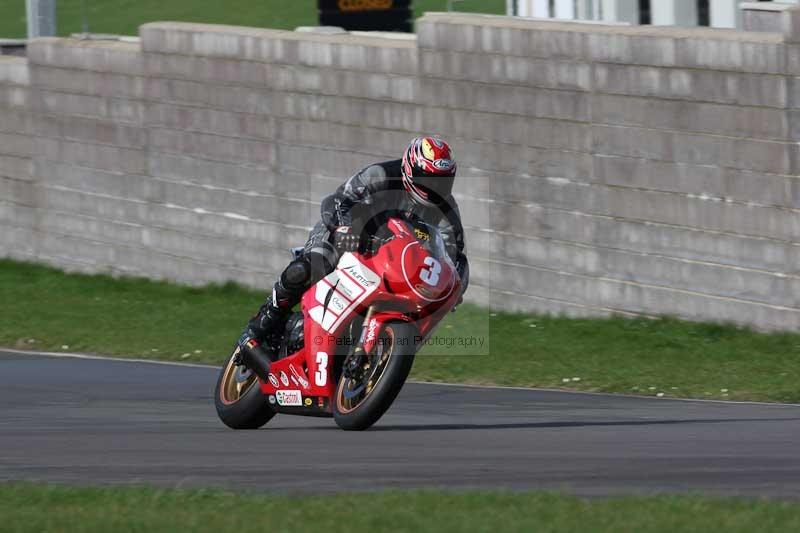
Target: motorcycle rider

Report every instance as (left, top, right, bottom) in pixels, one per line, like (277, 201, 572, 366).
(238, 136, 470, 361)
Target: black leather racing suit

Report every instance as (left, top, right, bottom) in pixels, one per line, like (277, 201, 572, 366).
(274, 159, 470, 311)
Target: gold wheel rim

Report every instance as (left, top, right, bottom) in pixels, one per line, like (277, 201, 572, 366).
(336, 327, 395, 414)
(219, 347, 259, 405)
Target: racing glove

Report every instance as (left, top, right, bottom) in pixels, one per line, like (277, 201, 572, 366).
(332, 226, 359, 253)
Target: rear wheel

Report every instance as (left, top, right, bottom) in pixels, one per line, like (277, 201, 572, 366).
(333, 321, 417, 431)
(214, 345, 275, 429)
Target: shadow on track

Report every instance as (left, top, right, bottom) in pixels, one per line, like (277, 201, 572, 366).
(263, 417, 800, 432)
(370, 417, 800, 432)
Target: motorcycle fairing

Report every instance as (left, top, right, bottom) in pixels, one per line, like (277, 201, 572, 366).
(258, 217, 461, 417)
(308, 253, 381, 334)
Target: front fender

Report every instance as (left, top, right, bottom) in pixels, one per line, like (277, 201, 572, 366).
(362, 311, 411, 354)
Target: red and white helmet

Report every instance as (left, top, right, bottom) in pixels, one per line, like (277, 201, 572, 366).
(401, 136, 457, 207)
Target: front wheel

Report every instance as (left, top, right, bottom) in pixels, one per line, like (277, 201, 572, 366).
(215, 345, 275, 429)
(333, 321, 417, 431)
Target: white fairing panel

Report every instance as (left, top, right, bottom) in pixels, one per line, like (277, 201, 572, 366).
(308, 253, 381, 334)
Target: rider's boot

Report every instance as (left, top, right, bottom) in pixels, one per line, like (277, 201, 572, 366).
(236, 283, 292, 369)
(247, 296, 290, 349)
(236, 252, 317, 378)
(235, 297, 288, 381)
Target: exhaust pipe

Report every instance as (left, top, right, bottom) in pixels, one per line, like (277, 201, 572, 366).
(238, 338, 277, 383)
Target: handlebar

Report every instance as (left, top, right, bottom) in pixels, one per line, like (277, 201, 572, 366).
(359, 234, 394, 255)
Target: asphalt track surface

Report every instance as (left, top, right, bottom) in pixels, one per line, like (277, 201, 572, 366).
(2, 350, 800, 498)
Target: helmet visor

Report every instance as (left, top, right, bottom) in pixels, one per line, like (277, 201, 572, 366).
(411, 168, 455, 205)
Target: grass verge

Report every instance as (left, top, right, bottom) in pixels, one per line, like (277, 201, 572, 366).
(2, 483, 800, 533)
(0, 0, 505, 39)
(2, 259, 799, 402)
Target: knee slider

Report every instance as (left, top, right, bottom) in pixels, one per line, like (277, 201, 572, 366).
(306, 249, 336, 282)
(281, 257, 312, 292)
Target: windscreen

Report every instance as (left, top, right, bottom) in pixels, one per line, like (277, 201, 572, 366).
(411, 221, 449, 261)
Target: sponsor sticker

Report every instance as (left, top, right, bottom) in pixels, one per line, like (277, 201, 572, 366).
(268, 395, 276, 405)
(414, 228, 430, 241)
(335, 279, 356, 299)
(341, 263, 377, 288)
(279, 371, 290, 387)
(415, 283, 438, 299)
(329, 293, 347, 313)
(365, 318, 379, 344)
(275, 390, 302, 407)
(290, 365, 310, 389)
(304, 398, 313, 407)
(432, 158, 453, 171)
(388, 218, 409, 236)
(268, 373, 279, 388)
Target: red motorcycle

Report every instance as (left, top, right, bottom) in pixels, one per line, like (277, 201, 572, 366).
(214, 213, 461, 431)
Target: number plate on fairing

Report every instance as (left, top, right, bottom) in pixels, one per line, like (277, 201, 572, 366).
(308, 253, 380, 333)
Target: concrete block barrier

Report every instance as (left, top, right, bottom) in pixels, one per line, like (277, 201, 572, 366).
(593, 63, 787, 108)
(32, 66, 145, 99)
(2, 14, 800, 330)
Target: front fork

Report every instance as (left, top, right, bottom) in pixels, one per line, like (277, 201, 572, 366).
(343, 305, 375, 379)
(342, 307, 412, 379)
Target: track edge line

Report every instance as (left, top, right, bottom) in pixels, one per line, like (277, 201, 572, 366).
(2, 347, 799, 407)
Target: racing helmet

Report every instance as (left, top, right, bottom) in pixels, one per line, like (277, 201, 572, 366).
(401, 136, 457, 207)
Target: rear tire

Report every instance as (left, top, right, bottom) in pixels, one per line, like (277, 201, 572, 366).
(333, 321, 416, 431)
(215, 346, 275, 429)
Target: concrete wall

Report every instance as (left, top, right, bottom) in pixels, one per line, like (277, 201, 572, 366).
(1, 14, 799, 330)
(14, 26, 417, 288)
(417, 13, 800, 331)
(0, 55, 34, 263)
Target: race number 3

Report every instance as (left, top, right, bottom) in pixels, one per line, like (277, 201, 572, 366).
(315, 351, 328, 386)
(420, 256, 441, 286)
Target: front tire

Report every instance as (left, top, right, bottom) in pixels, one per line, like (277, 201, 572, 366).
(333, 321, 416, 431)
(215, 345, 275, 429)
